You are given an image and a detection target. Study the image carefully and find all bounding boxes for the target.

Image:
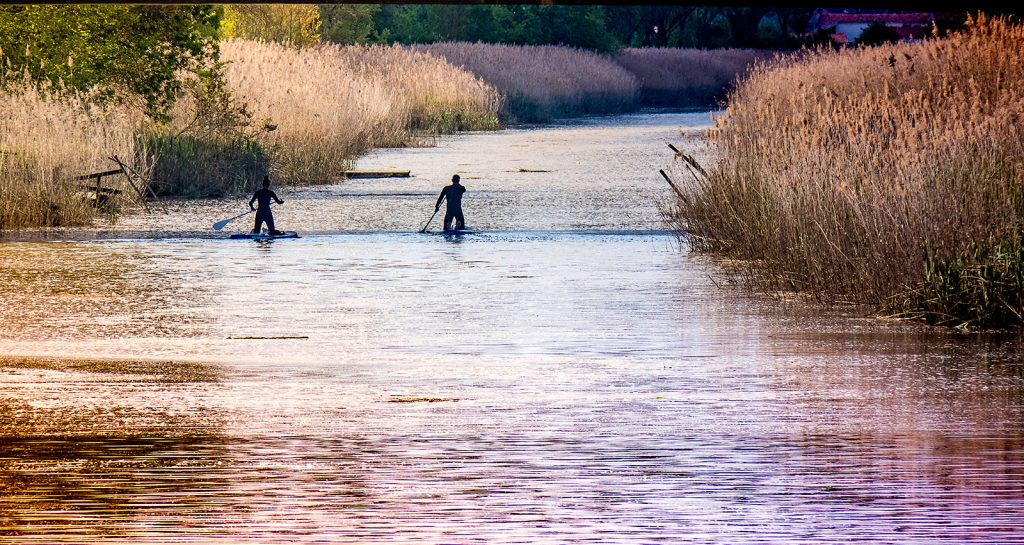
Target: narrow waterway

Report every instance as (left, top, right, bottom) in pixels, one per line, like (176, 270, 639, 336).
(1, 113, 1022, 543)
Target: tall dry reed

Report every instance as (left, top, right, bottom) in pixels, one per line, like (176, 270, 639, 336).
(334, 44, 501, 133)
(670, 15, 1024, 328)
(419, 42, 640, 122)
(0, 80, 142, 229)
(614, 48, 771, 107)
(220, 39, 500, 185)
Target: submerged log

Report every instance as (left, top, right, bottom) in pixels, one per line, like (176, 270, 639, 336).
(344, 170, 411, 179)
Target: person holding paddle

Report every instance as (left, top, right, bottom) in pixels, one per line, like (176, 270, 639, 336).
(249, 175, 285, 235)
(434, 174, 467, 231)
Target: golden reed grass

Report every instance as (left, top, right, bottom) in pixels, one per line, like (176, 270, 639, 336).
(418, 42, 640, 122)
(0, 80, 141, 229)
(220, 39, 500, 185)
(670, 15, 1024, 325)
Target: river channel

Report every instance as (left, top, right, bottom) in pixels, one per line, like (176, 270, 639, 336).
(1, 112, 1022, 543)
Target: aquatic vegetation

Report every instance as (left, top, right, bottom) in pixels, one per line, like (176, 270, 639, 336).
(0, 80, 142, 229)
(419, 42, 640, 122)
(614, 47, 771, 107)
(669, 15, 1024, 329)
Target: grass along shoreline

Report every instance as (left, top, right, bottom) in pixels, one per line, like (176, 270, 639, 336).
(668, 15, 1024, 331)
(1, 41, 765, 230)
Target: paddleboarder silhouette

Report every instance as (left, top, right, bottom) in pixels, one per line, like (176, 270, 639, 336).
(249, 175, 284, 235)
(434, 174, 466, 231)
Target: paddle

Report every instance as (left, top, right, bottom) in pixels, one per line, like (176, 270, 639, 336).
(213, 209, 255, 231)
(419, 196, 444, 233)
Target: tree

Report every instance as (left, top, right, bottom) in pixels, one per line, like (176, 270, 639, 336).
(0, 5, 221, 117)
(856, 22, 902, 46)
(371, 5, 436, 44)
(221, 4, 321, 47)
(319, 4, 379, 45)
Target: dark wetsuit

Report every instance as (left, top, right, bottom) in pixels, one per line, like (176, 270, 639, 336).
(435, 184, 466, 230)
(249, 187, 282, 233)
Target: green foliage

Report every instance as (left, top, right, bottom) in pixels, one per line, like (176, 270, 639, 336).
(856, 22, 903, 46)
(221, 5, 321, 47)
(370, 5, 621, 52)
(363, 5, 817, 51)
(889, 234, 1024, 330)
(0, 5, 221, 118)
(319, 4, 379, 44)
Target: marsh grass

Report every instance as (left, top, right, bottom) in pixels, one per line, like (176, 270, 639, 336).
(221, 40, 500, 185)
(669, 15, 1024, 329)
(0, 79, 142, 229)
(419, 42, 640, 123)
(614, 48, 771, 108)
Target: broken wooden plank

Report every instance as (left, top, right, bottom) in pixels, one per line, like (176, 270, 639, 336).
(72, 168, 124, 181)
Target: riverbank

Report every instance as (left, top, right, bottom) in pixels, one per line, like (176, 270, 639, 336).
(0, 42, 764, 230)
(0, 111, 705, 241)
(668, 15, 1024, 331)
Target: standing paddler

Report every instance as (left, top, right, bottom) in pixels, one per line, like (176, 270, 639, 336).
(434, 174, 467, 231)
(249, 175, 285, 235)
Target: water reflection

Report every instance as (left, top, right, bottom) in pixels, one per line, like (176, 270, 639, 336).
(0, 112, 1021, 542)
(0, 357, 229, 541)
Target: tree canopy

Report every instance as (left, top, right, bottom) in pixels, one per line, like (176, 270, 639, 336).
(0, 5, 222, 116)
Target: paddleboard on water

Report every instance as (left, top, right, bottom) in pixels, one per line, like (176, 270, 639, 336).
(230, 231, 300, 240)
(442, 228, 477, 235)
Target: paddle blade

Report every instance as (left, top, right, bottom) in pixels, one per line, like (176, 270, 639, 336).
(212, 219, 231, 230)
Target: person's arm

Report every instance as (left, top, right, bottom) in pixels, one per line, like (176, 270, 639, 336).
(272, 191, 283, 204)
(249, 193, 257, 210)
(435, 188, 446, 211)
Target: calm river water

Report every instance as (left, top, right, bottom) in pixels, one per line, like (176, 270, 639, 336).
(1, 112, 1022, 543)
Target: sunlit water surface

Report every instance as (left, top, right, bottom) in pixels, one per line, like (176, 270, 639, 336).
(1, 112, 1022, 543)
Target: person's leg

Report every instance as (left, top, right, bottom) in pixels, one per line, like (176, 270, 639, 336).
(253, 212, 263, 233)
(454, 210, 465, 230)
(267, 212, 280, 234)
(443, 210, 454, 230)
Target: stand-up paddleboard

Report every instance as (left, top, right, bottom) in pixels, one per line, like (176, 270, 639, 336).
(442, 228, 477, 235)
(230, 231, 300, 240)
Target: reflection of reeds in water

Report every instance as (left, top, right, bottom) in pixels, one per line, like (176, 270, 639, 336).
(0, 81, 141, 229)
(220, 40, 501, 185)
(418, 42, 640, 122)
(614, 48, 771, 107)
(0, 356, 229, 539)
(670, 15, 1024, 328)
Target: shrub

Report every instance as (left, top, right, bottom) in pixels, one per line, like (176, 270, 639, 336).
(144, 70, 270, 198)
(668, 14, 1024, 329)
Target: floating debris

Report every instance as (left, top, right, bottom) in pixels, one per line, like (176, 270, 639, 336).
(344, 170, 411, 179)
(228, 336, 309, 340)
(387, 396, 460, 403)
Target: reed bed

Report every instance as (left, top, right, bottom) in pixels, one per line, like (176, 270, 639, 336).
(0, 81, 142, 229)
(614, 48, 771, 107)
(669, 15, 1024, 329)
(333, 44, 501, 134)
(220, 39, 500, 185)
(419, 42, 640, 122)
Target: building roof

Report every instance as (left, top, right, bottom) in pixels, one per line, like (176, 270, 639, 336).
(809, 9, 935, 32)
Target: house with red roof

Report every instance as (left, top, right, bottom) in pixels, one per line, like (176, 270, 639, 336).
(808, 9, 935, 45)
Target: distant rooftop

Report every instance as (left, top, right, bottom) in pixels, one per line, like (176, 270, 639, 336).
(808, 9, 936, 42)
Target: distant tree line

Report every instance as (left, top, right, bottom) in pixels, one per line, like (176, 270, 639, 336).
(0, 3, 1000, 120)
(319, 5, 822, 52)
